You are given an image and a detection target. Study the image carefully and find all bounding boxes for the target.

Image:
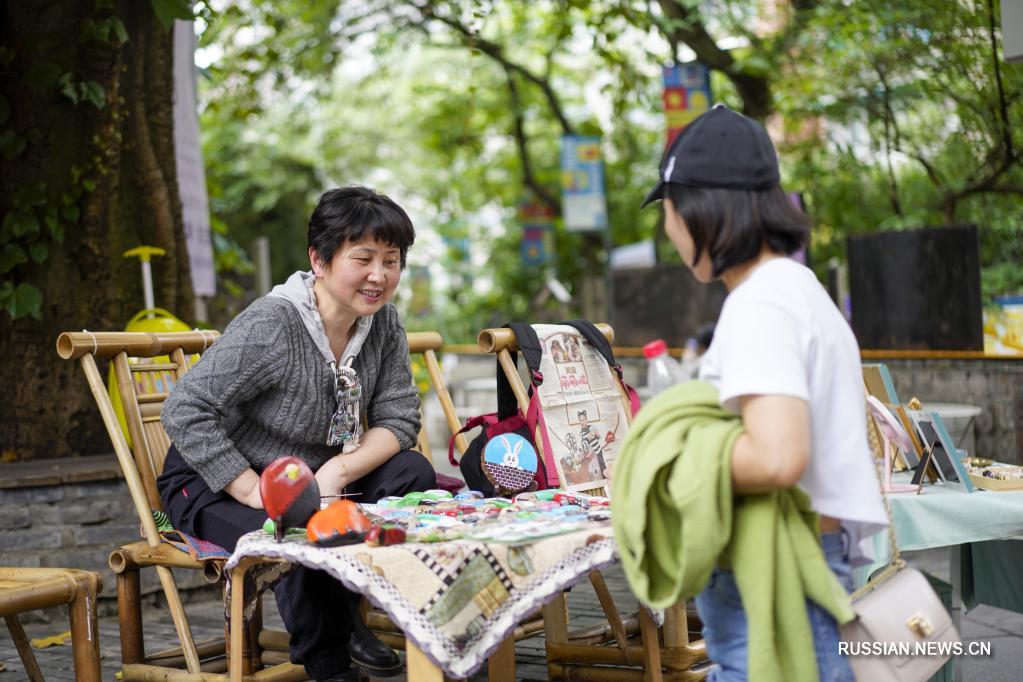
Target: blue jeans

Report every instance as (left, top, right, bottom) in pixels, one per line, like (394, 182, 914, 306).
(694, 532, 855, 682)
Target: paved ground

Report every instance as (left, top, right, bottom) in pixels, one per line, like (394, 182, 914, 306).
(1, 550, 1021, 681)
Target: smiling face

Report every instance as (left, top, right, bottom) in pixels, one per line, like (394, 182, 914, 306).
(663, 197, 714, 283)
(310, 237, 402, 321)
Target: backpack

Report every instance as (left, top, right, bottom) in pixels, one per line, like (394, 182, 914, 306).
(449, 321, 640, 496)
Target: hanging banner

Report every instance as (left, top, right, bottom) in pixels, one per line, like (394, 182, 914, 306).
(663, 63, 712, 147)
(173, 20, 216, 296)
(519, 200, 555, 266)
(560, 136, 608, 232)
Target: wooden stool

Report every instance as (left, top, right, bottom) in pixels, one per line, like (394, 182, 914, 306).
(0, 567, 103, 682)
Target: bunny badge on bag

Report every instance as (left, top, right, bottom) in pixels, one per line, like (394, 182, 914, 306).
(482, 433, 539, 495)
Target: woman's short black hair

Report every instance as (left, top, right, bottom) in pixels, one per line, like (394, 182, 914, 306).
(308, 186, 415, 268)
(664, 184, 809, 278)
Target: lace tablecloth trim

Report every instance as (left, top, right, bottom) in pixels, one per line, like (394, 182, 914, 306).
(226, 532, 619, 678)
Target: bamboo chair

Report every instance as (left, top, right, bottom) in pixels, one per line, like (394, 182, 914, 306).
(56, 330, 303, 682)
(478, 325, 708, 682)
(0, 567, 103, 681)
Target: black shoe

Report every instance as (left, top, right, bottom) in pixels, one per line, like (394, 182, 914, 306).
(347, 608, 403, 678)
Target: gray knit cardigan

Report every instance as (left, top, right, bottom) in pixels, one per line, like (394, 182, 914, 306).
(161, 299, 420, 492)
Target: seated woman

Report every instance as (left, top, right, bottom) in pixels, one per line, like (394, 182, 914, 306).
(158, 186, 436, 682)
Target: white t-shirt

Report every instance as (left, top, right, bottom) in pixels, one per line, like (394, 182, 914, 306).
(699, 257, 887, 565)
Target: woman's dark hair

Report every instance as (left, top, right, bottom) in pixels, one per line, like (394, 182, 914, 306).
(308, 186, 415, 268)
(664, 185, 809, 278)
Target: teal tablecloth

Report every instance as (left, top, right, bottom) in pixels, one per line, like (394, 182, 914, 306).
(857, 473, 1023, 613)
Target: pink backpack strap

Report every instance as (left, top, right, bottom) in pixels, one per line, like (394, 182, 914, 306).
(621, 379, 641, 417)
(524, 373, 560, 489)
(448, 413, 498, 466)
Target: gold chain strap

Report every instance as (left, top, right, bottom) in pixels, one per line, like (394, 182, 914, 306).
(850, 401, 905, 601)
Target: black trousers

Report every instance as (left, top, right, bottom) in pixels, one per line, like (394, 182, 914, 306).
(157, 447, 436, 680)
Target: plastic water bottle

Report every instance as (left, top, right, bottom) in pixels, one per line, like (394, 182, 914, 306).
(643, 339, 689, 396)
(679, 337, 701, 379)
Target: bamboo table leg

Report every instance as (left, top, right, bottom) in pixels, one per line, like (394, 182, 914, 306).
(3, 615, 45, 682)
(487, 634, 516, 682)
(68, 572, 102, 681)
(229, 559, 255, 682)
(406, 640, 444, 682)
(639, 607, 663, 682)
(543, 591, 570, 679)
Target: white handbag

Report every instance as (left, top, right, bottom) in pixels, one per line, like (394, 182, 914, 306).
(839, 415, 961, 681)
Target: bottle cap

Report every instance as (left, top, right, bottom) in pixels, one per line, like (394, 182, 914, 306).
(642, 339, 668, 359)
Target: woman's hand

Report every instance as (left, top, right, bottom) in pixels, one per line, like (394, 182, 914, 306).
(225, 468, 264, 509)
(314, 455, 350, 497)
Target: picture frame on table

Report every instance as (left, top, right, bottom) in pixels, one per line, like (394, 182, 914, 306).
(907, 410, 975, 493)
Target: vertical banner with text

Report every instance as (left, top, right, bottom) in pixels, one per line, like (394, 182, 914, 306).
(663, 63, 712, 147)
(560, 136, 609, 232)
(173, 20, 215, 297)
(520, 200, 555, 267)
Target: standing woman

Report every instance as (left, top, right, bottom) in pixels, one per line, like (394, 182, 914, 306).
(642, 106, 887, 681)
(158, 186, 435, 682)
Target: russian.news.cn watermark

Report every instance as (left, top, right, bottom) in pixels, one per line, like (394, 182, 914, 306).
(840, 641, 992, 657)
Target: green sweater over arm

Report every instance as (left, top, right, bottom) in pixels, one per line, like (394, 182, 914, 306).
(612, 381, 854, 682)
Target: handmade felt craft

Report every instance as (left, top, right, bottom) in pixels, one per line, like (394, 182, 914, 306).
(259, 456, 320, 541)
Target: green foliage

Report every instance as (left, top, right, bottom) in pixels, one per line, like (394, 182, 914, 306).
(150, 0, 194, 28)
(0, 281, 43, 319)
(196, 0, 1023, 335)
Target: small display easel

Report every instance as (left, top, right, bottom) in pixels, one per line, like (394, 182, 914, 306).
(866, 394, 918, 494)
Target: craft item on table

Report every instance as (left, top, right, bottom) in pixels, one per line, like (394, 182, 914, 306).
(906, 410, 975, 493)
(263, 518, 308, 538)
(306, 499, 373, 547)
(260, 456, 320, 540)
(356, 489, 613, 544)
(483, 433, 539, 495)
(866, 395, 917, 494)
(966, 462, 1023, 491)
(365, 524, 408, 547)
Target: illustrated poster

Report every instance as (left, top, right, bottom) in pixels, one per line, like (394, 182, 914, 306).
(532, 324, 629, 492)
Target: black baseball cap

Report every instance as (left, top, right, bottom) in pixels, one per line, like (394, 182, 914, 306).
(642, 104, 780, 207)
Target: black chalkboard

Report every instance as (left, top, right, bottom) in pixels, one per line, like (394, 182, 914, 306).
(847, 225, 983, 350)
(611, 264, 727, 347)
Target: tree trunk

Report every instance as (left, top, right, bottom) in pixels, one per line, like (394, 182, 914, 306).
(0, 1, 195, 460)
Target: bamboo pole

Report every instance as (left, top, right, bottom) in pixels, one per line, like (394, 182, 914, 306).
(487, 635, 516, 682)
(78, 354, 201, 673)
(477, 324, 614, 353)
(661, 602, 688, 647)
(639, 607, 664, 682)
(114, 352, 162, 509)
(422, 348, 469, 455)
(118, 570, 145, 664)
(406, 331, 443, 354)
(229, 558, 256, 682)
(110, 543, 224, 582)
(3, 615, 45, 682)
(68, 570, 103, 681)
(588, 571, 628, 650)
(56, 330, 219, 360)
(405, 641, 443, 682)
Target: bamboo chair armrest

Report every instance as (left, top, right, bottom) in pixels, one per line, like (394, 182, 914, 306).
(109, 541, 224, 583)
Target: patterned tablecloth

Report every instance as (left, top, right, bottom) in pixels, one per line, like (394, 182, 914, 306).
(226, 523, 617, 679)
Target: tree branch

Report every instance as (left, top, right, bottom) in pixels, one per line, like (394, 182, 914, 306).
(654, 0, 772, 117)
(412, 1, 575, 134)
(987, 0, 1014, 162)
(872, 60, 903, 216)
(503, 67, 558, 212)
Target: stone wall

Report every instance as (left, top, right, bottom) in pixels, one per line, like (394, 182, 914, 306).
(0, 456, 217, 621)
(866, 357, 1023, 465)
